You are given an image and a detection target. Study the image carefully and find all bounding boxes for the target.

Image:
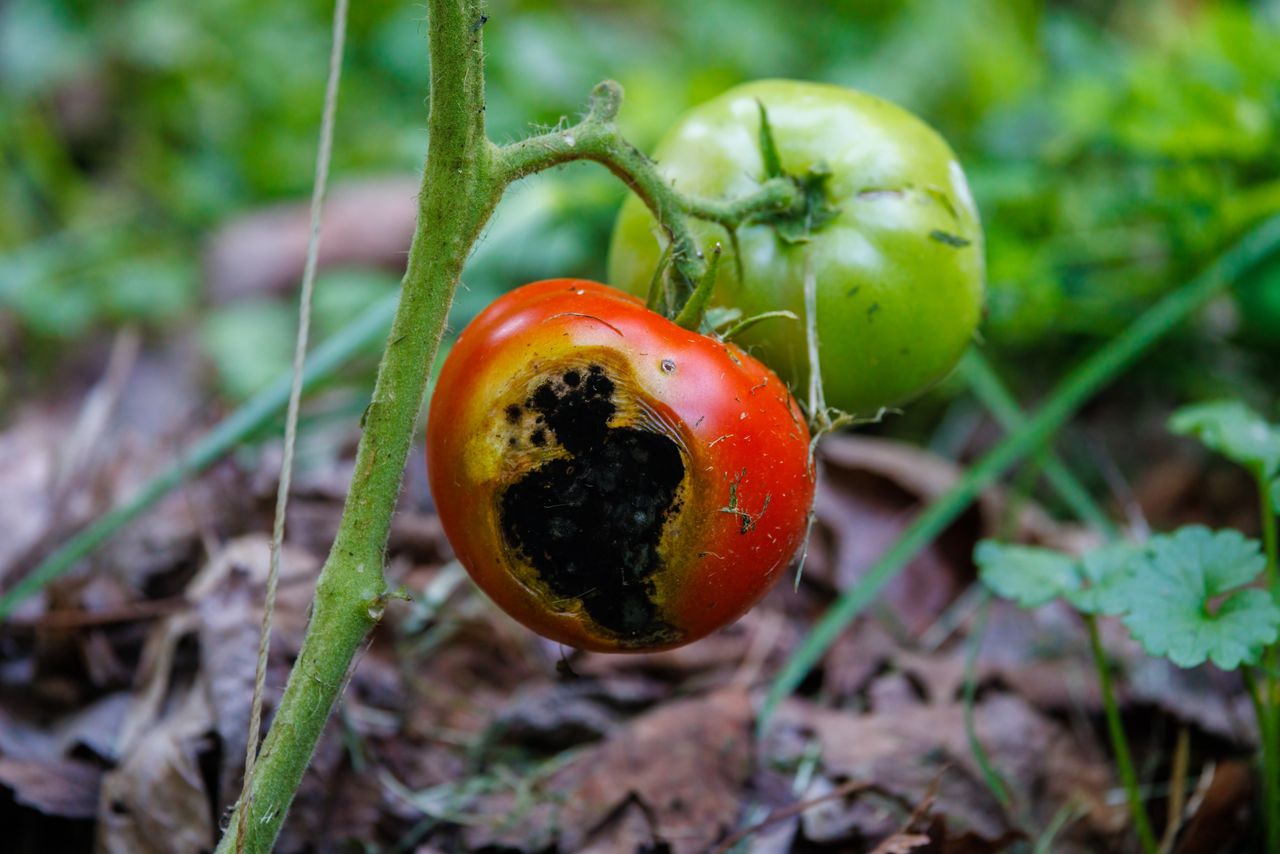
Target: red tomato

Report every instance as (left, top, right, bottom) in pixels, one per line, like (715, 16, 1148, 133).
(426, 280, 814, 652)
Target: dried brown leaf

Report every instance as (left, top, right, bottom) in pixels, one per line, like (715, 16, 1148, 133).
(0, 758, 101, 819)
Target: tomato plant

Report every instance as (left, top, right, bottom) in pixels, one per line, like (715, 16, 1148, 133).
(608, 79, 985, 415)
(426, 279, 815, 652)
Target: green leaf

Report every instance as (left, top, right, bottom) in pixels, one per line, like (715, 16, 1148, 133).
(1271, 475, 1280, 515)
(974, 540, 1080, 608)
(1121, 526, 1278, 670)
(1169, 400, 1280, 474)
(756, 100, 784, 180)
(1067, 542, 1142, 616)
(976, 539, 1140, 615)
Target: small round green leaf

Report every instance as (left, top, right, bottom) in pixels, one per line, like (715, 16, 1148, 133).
(1121, 526, 1277, 670)
(974, 540, 1080, 608)
(1169, 400, 1280, 474)
(1066, 542, 1142, 616)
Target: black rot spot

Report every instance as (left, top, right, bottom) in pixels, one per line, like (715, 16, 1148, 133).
(500, 365, 683, 645)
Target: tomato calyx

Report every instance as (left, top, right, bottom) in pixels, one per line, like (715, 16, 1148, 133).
(745, 100, 841, 245)
(648, 102, 840, 330)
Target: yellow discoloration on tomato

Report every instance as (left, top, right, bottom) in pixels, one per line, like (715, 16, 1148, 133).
(428, 280, 815, 652)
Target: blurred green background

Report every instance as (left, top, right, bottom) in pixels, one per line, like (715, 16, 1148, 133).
(3, 0, 1279, 413)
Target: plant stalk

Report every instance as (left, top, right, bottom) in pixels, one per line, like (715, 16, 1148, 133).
(1087, 614, 1158, 854)
(1246, 666, 1280, 853)
(499, 91, 800, 299)
(214, 1, 499, 849)
(212, 3, 816, 847)
(1257, 466, 1280, 853)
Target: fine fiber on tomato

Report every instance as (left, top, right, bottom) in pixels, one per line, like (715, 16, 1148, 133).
(608, 79, 985, 415)
(426, 280, 814, 652)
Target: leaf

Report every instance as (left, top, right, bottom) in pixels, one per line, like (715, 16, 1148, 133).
(1169, 400, 1280, 474)
(1067, 542, 1142, 616)
(1121, 526, 1279, 670)
(1271, 475, 1280, 514)
(976, 539, 1141, 615)
(756, 100, 784, 180)
(974, 541, 1080, 608)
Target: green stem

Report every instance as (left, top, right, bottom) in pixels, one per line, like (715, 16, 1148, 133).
(958, 351, 1117, 539)
(1256, 465, 1280, 853)
(210, 6, 817, 850)
(1087, 614, 1158, 854)
(1246, 667, 1280, 853)
(1259, 465, 1279, 597)
(961, 350, 1166, 847)
(498, 87, 800, 303)
(761, 212, 1280, 733)
(214, 1, 501, 848)
(963, 592, 1011, 807)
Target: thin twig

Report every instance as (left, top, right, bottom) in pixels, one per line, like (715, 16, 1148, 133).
(233, 0, 349, 847)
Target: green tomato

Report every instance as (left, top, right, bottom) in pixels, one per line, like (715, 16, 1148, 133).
(607, 80, 985, 414)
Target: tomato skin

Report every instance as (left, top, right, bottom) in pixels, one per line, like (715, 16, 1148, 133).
(607, 79, 985, 415)
(426, 279, 814, 652)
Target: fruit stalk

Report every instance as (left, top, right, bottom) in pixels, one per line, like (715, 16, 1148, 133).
(499, 88, 801, 305)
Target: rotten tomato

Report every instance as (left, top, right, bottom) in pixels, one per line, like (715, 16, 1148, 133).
(426, 279, 815, 652)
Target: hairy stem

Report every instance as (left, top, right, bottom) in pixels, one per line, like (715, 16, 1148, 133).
(212, 6, 820, 848)
(214, 1, 499, 849)
(498, 83, 801, 293)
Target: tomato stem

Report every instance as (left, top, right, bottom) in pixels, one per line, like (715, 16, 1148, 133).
(498, 84, 802, 319)
(215, 2, 502, 850)
(214, 5, 819, 850)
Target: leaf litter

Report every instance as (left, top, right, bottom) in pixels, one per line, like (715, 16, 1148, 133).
(0, 324, 1269, 852)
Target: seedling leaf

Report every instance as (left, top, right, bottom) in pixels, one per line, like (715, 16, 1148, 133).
(975, 541, 1079, 608)
(1121, 526, 1278, 670)
(1067, 542, 1142, 616)
(1169, 400, 1280, 474)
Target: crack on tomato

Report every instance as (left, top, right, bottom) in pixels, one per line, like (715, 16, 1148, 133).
(499, 364, 684, 645)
